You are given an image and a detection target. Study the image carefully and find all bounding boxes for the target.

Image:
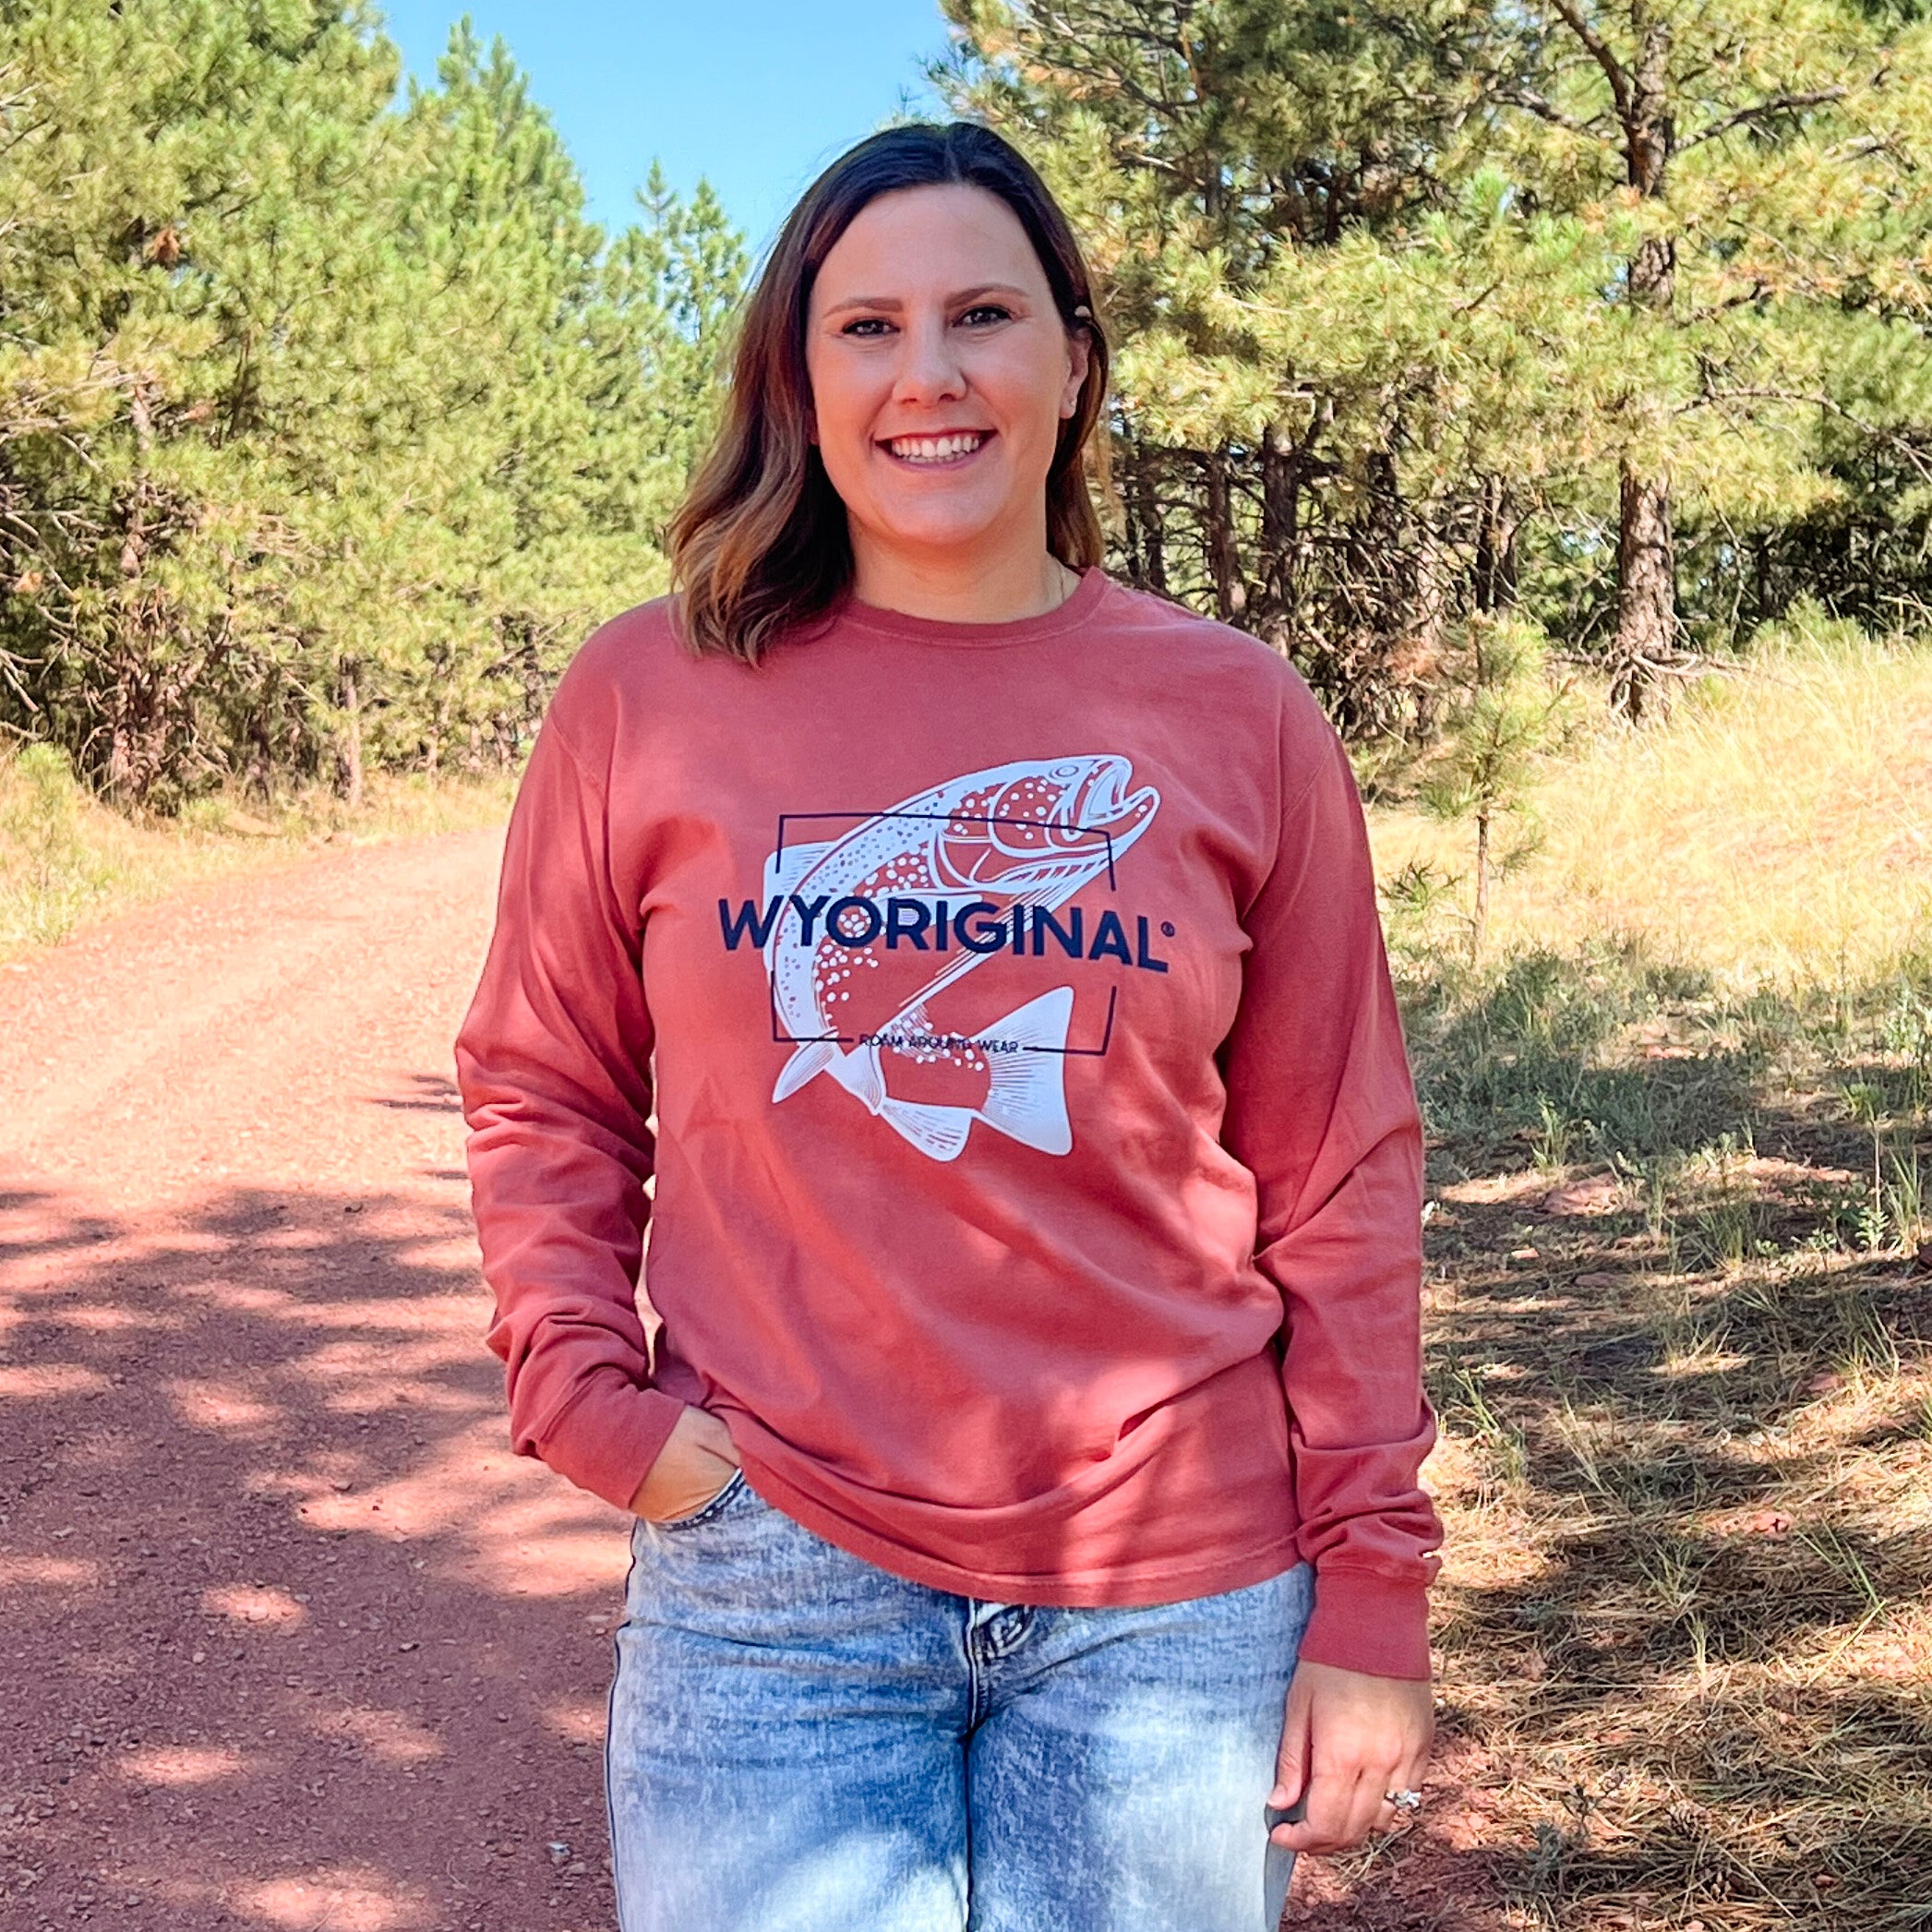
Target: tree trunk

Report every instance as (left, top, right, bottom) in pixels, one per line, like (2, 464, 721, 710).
(1614, 459, 1675, 720)
(1129, 444, 1168, 595)
(245, 714, 275, 802)
(1203, 447, 1245, 624)
(104, 676, 150, 807)
(1473, 474, 1519, 614)
(334, 664, 364, 810)
(1408, 529, 1447, 665)
(1255, 419, 1299, 651)
(1612, 20, 1678, 717)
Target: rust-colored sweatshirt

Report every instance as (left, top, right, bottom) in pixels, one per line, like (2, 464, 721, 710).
(454, 569, 1441, 1678)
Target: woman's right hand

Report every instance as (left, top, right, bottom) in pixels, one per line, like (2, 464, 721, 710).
(626, 1404, 744, 1523)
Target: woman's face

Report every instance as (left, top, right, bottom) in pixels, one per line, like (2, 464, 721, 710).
(803, 184, 1090, 571)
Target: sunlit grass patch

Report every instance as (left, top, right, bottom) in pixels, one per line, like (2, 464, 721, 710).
(0, 745, 515, 959)
(1406, 1002, 1929, 1922)
(1373, 620, 1932, 997)
(1425, 1231, 1932, 1928)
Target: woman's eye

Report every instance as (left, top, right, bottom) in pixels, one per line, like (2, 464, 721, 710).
(836, 306, 1012, 337)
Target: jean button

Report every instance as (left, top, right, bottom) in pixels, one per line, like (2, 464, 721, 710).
(988, 1606, 1028, 1650)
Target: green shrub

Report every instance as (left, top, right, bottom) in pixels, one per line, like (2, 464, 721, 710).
(0, 742, 104, 946)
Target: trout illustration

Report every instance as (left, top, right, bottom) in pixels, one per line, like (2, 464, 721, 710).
(761, 756, 1160, 1162)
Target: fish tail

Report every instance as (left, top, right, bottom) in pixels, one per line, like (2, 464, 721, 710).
(974, 986, 1074, 1157)
(828, 1039, 887, 1113)
(878, 1098, 976, 1162)
(772, 1038, 838, 1103)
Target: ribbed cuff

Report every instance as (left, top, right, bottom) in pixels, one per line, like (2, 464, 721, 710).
(537, 1381, 689, 1514)
(1295, 1567, 1433, 1680)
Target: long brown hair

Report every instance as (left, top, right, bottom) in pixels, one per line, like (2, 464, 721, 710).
(667, 122, 1110, 663)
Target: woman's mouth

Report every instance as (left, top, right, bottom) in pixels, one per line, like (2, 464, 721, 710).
(881, 431, 991, 467)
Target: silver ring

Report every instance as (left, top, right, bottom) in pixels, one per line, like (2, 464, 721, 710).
(1385, 1788, 1422, 1811)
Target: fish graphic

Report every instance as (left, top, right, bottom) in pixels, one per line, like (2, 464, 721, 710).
(762, 756, 1160, 1162)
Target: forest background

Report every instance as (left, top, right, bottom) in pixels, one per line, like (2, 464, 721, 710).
(4, 0, 1930, 814)
(3, 2, 1930, 1927)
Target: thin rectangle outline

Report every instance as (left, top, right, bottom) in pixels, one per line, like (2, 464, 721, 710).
(763, 809, 1129, 1056)
(775, 809, 1122, 892)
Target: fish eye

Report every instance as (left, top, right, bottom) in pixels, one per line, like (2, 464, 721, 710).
(1050, 762, 1083, 780)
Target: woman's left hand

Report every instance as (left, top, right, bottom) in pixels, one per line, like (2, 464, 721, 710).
(1266, 1658, 1434, 1855)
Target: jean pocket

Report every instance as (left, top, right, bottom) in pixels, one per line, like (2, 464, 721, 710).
(654, 1465, 749, 1533)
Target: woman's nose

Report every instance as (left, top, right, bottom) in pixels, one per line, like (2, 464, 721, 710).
(891, 316, 967, 405)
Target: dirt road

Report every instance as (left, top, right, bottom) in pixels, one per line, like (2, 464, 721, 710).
(2, 829, 1494, 1932)
(1, 828, 631, 1931)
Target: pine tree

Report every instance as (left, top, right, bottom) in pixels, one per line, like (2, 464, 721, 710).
(1418, 614, 1578, 959)
(936, 0, 1932, 735)
(0, 1, 747, 806)
(935, 0, 1581, 728)
(1483, 0, 1932, 713)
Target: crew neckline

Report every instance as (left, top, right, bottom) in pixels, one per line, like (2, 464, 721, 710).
(837, 565, 1110, 648)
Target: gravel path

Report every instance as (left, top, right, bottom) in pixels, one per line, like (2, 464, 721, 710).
(1, 828, 628, 1931)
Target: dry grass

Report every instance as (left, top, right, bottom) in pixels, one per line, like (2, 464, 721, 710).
(0, 744, 515, 960)
(1312, 632, 1932, 1928)
(1374, 619, 1932, 993)
(1292, 1109, 1932, 1929)
(1391, 1192, 1932, 1931)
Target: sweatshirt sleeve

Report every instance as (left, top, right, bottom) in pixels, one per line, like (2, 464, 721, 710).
(452, 699, 686, 1513)
(1218, 703, 1443, 1681)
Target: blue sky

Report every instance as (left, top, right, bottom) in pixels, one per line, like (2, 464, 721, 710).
(376, 1, 956, 258)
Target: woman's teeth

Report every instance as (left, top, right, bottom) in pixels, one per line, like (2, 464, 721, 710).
(885, 432, 988, 463)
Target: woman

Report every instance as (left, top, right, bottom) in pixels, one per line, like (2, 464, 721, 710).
(456, 121, 1441, 1932)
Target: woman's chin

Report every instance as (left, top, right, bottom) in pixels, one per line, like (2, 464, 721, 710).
(855, 506, 1023, 565)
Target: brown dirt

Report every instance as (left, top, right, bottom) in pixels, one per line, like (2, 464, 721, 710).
(0, 826, 1507, 1932)
(1, 828, 630, 1931)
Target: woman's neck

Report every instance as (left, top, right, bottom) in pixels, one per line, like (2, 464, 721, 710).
(847, 539, 1077, 626)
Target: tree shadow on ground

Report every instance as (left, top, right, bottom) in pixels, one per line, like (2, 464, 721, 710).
(1341, 1175, 1932, 1924)
(1317, 940, 1932, 1929)
(0, 1173, 629, 1931)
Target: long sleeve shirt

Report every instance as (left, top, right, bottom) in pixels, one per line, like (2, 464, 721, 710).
(454, 567, 1442, 1678)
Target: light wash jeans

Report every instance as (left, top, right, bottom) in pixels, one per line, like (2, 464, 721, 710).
(606, 1468, 1314, 1932)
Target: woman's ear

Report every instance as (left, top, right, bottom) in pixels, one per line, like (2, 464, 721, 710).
(1060, 327, 1093, 420)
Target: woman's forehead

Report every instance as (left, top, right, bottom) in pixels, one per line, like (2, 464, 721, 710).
(811, 185, 1047, 306)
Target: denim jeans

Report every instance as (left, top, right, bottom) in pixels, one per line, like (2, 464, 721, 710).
(606, 1468, 1314, 1932)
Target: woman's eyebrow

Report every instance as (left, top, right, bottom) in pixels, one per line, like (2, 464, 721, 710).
(820, 282, 1032, 318)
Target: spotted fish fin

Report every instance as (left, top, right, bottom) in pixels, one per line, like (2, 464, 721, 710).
(762, 838, 834, 900)
(878, 1099, 976, 1162)
(975, 986, 1074, 1157)
(772, 1039, 837, 1103)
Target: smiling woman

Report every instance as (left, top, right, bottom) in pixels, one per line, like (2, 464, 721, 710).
(803, 185, 1090, 617)
(456, 120, 1441, 1932)
(668, 125, 1109, 658)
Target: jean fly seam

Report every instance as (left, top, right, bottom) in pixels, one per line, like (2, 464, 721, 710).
(963, 1602, 992, 1732)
